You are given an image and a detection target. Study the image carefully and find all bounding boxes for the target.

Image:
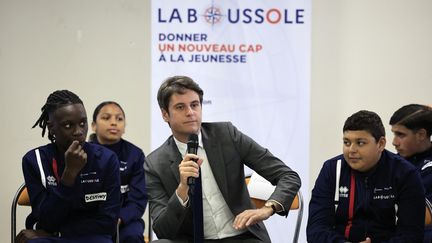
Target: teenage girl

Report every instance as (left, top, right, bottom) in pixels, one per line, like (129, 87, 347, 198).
(17, 90, 121, 243)
(89, 101, 147, 243)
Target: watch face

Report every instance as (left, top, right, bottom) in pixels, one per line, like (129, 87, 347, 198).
(265, 201, 277, 214)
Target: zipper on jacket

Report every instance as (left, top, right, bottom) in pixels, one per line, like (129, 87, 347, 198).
(364, 176, 370, 237)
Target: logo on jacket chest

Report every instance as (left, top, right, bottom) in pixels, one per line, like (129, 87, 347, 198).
(84, 192, 107, 202)
(80, 171, 100, 184)
(339, 186, 349, 198)
(120, 160, 128, 172)
(373, 186, 395, 200)
(47, 175, 57, 186)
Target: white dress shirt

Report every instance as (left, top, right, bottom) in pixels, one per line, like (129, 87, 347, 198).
(174, 134, 246, 239)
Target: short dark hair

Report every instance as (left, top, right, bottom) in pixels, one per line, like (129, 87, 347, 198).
(390, 104, 432, 137)
(157, 76, 203, 113)
(32, 90, 83, 143)
(343, 110, 385, 141)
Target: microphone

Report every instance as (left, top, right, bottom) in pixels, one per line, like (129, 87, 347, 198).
(187, 134, 199, 186)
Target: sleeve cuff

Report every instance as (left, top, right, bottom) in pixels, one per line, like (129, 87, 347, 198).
(175, 190, 189, 207)
(268, 199, 285, 213)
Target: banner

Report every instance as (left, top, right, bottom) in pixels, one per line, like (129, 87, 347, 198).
(151, 1, 310, 242)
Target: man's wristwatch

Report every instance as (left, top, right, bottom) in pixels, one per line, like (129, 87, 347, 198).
(264, 201, 277, 215)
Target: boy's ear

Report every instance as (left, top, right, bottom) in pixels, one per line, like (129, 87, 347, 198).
(416, 128, 428, 141)
(378, 136, 386, 151)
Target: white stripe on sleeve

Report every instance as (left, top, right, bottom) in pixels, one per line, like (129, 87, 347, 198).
(35, 149, 46, 188)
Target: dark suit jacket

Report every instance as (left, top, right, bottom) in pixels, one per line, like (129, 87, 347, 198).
(144, 122, 301, 242)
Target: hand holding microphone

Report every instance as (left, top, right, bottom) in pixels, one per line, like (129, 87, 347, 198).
(177, 134, 202, 201)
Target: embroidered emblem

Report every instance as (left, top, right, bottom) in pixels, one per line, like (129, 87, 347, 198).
(85, 192, 107, 202)
(120, 161, 128, 171)
(80, 171, 97, 177)
(81, 178, 100, 184)
(47, 175, 57, 186)
(120, 184, 130, 194)
(373, 186, 395, 200)
(339, 186, 349, 198)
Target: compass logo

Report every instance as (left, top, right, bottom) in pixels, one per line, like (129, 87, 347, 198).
(203, 5, 224, 25)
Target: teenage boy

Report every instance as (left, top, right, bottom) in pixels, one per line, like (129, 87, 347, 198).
(307, 110, 424, 243)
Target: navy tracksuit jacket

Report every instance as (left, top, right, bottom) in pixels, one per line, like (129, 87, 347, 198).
(405, 145, 432, 243)
(91, 138, 147, 241)
(22, 142, 121, 239)
(307, 150, 425, 243)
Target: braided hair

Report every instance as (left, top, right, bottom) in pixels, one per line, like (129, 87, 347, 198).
(32, 90, 83, 143)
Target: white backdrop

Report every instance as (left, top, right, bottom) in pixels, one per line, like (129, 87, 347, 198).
(151, 1, 310, 242)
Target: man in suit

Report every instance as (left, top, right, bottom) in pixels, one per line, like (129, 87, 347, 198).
(144, 76, 301, 243)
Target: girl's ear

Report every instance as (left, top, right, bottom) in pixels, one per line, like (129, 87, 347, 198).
(91, 121, 97, 132)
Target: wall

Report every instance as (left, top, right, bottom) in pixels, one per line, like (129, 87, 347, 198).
(0, 0, 151, 242)
(1, 0, 431, 242)
(310, 0, 432, 189)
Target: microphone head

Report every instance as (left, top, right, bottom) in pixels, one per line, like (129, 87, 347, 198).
(187, 134, 198, 152)
(187, 134, 199, 149)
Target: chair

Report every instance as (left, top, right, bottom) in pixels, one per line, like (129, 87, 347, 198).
(245, 176, 304, 243)
(144, 208, 152, 243)
(426, 205, 432, 226)
(11, 183, 30, 243)
(10, 183, 142, 243)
